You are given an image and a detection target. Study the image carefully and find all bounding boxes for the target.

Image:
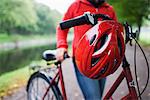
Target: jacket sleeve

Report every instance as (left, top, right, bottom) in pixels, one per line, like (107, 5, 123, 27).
(56, 2, 77, 49)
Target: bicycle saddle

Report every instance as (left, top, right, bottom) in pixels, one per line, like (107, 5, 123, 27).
(42, 50, 56, 61)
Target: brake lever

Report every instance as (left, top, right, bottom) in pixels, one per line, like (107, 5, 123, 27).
(129, 30, 139, 46)
(124, 22, 136, 46)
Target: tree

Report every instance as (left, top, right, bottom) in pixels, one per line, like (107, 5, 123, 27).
(108, 0, 150, 39)
(0, 0, 37, 35)
(121, 0, 150, 39)
(0, 0, 62, 35)
(33, 2, 62, 34)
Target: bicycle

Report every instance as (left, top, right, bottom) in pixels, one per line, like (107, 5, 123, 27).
(26, 12, 149, 100)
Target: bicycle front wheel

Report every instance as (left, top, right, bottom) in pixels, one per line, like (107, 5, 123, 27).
(26, 71, 62, 100)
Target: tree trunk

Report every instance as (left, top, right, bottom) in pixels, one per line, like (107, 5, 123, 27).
(137, 24, 141, 40)
(6, 28, 11, 36)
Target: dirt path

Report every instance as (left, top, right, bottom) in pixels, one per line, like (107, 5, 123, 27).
(2, 44, 150, 100)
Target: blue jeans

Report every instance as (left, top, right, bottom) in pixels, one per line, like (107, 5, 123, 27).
(73, 59, 106, 100)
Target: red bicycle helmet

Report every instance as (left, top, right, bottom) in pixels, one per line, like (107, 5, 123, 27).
(75, 20, 125, 79)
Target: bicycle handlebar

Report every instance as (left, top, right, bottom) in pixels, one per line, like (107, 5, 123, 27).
(60, 12, 112, 30)
(59, 12, 137, 45)
(60, 15, 89, 30)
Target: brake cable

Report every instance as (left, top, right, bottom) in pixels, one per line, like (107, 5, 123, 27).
(133, 38, 149, 99)
(129, 28, 150, 99)
(134, 43, 142, 99)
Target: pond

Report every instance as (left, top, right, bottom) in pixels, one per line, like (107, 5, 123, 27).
(0, 44, 56, 76)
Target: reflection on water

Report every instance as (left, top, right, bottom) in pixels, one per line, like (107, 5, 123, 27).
(0, 44, 56, 76)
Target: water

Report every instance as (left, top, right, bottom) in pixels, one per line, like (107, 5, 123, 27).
(0, 44, 56, 76)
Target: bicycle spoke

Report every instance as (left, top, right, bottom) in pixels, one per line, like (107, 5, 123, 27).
(28, 77, 59, 99)
(32, 80, 41, 100)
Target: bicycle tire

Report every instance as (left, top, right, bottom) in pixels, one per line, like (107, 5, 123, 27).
(26, 71, 63, 100)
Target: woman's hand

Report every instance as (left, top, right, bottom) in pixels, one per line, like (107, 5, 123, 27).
(56, 48, 67, 61)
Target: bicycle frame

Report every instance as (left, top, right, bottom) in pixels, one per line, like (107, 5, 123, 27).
(103, 56, 138, 100)
(28, 13, 140, 100)
(42, 55, 138, 100)
(42, 63, 67, 100)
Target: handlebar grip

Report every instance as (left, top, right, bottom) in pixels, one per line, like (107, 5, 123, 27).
(60, 15, 89, 30)
(95, 14, 112, 20)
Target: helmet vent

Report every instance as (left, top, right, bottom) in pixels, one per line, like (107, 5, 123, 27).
(92, 63, 109, 79)
(94, 34, 108, 53)
(113, 59, 118, 67)
(90, 34, 96, 45)
(91, 34, 108, 67)
(117, 36, 122, 56)
(91, 57, 100, 67)
(100, 64, 108, 74)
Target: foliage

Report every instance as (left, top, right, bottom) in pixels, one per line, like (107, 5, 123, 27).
(122, 0, 149, 28)
(0, 0, 62, 35)
(33, 2, 61, 34)
(108, 0, 150, 39)
(0, 0, 37, 34)
(108, 0, 150, 26)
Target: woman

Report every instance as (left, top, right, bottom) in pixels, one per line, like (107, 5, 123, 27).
(56, 0, 117, 99)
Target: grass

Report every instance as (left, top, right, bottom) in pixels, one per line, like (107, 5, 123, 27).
(0, 33, 74, 44)
(0, 60, 48, 98)
(0, 33, 53, 43)
(0, 66, 29, 97)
